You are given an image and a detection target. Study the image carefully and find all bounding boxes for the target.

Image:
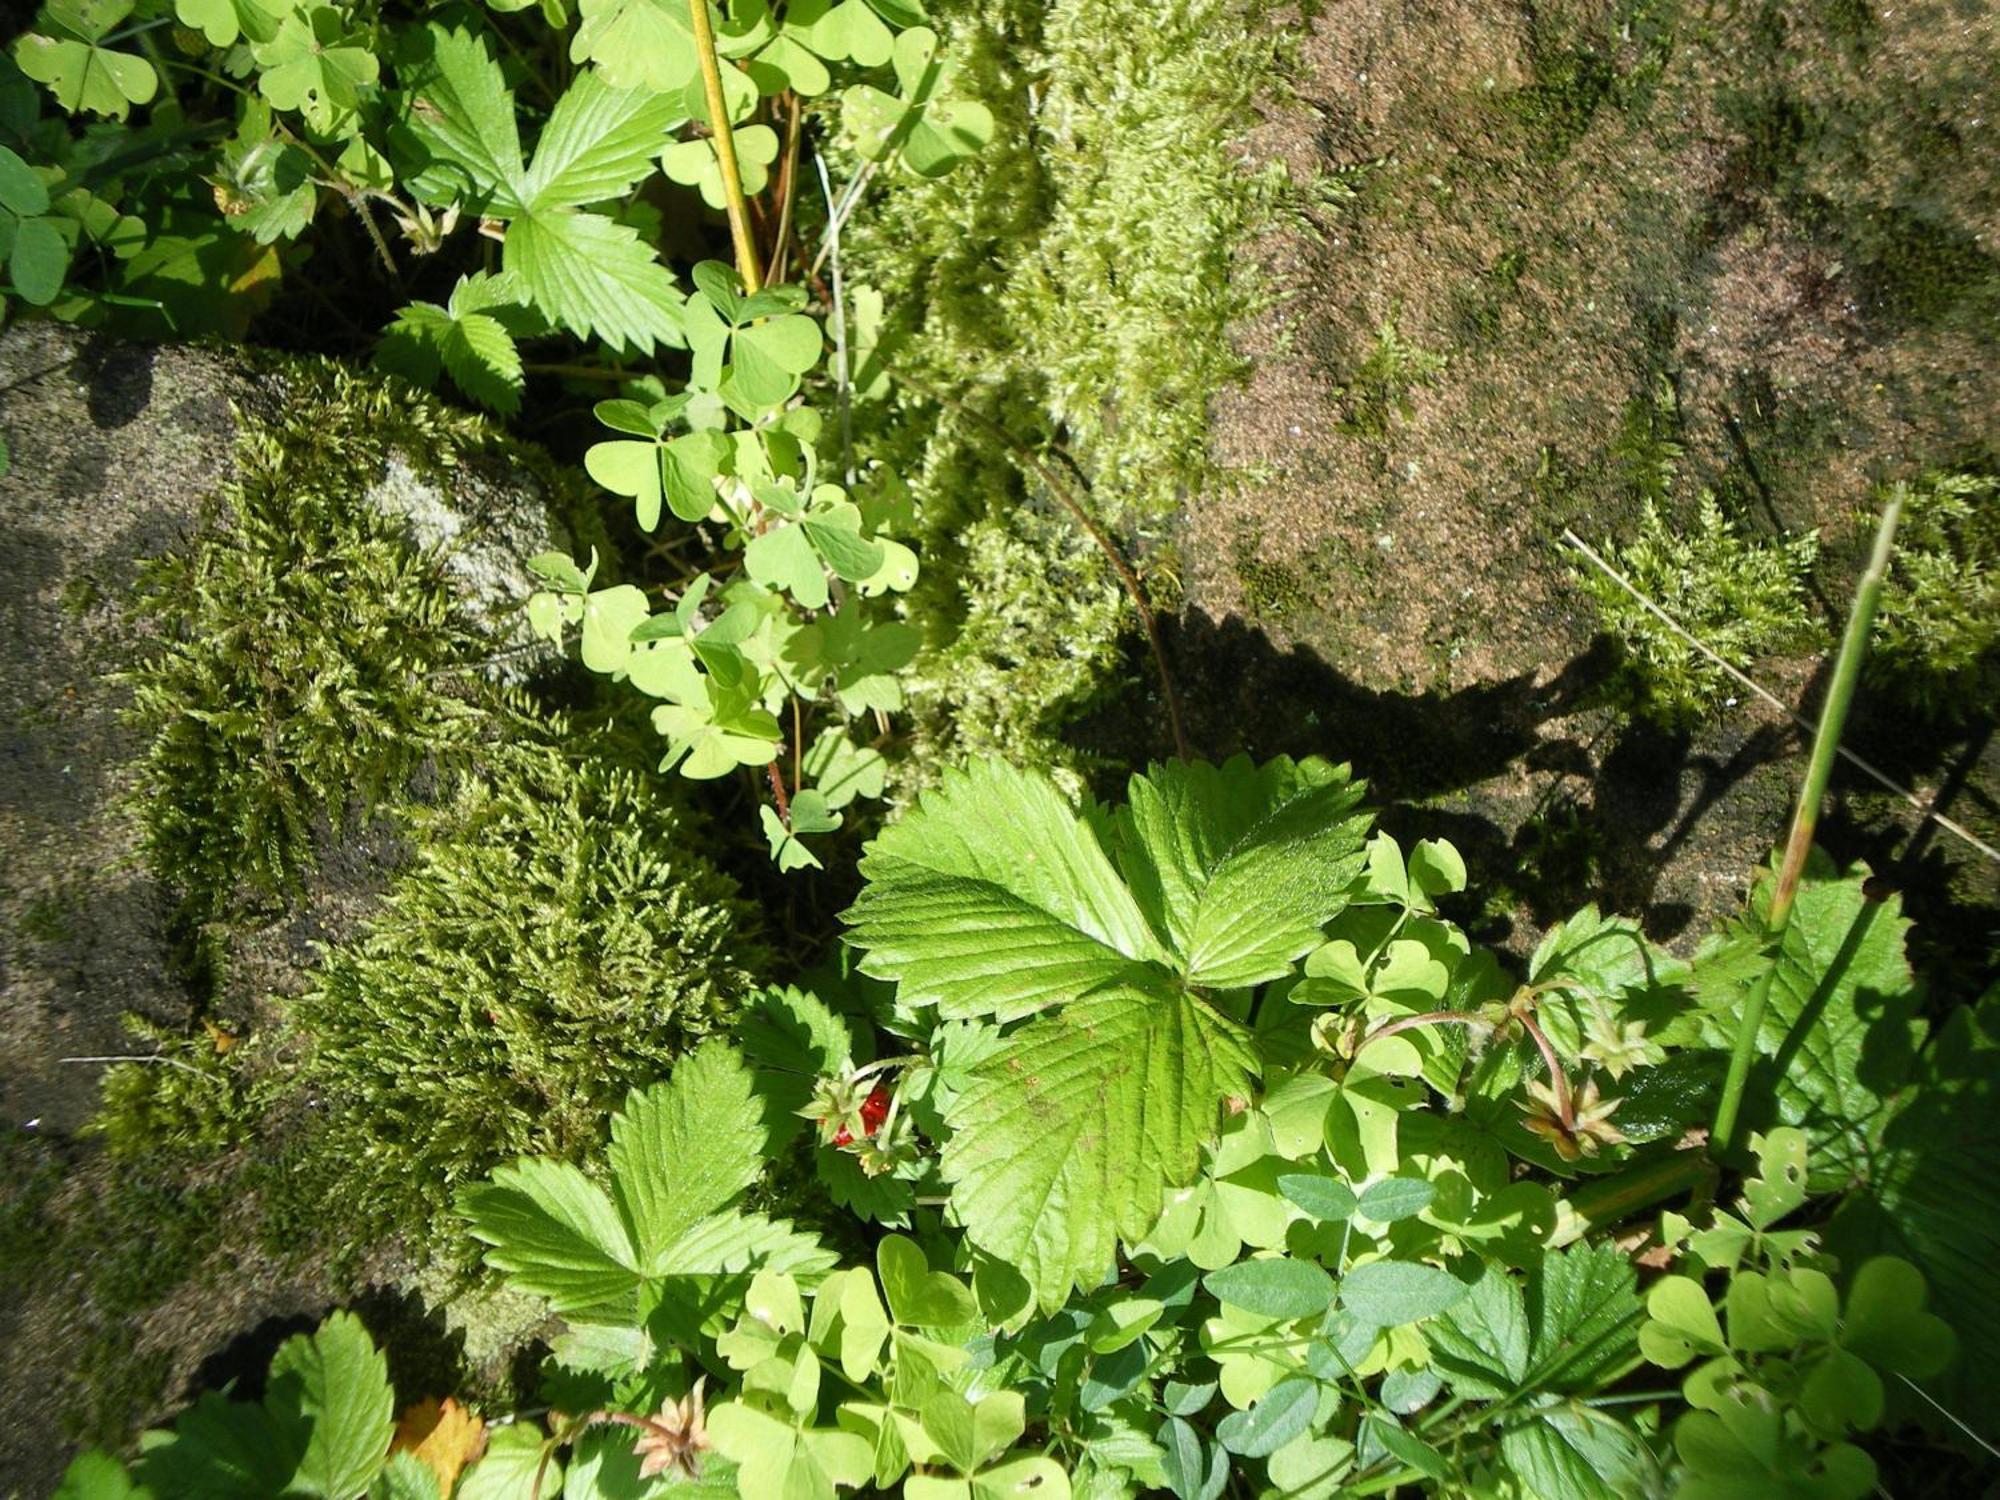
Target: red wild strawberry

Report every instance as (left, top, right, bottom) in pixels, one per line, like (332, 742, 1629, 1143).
(859, 1084, 892, 1134)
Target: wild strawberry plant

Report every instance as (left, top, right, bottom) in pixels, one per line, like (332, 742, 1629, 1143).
(53, 741, 1977, 1498)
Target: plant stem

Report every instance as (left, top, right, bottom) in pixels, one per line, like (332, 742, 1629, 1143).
(1709, 495, 1904, 1158)
(771, 91, 805, 283)
(687, 0, 764, 292)
(1354, 1009, 1483, 1055)
(1517, 1009, 1572, 1132)
(766, 760, 792, 823)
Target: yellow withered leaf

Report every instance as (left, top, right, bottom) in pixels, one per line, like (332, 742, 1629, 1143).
(392, 1396, 488, 1493)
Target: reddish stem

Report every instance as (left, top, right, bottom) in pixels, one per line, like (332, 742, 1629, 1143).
(766, 760, 792, 824)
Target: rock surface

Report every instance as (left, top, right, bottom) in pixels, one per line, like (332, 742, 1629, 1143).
(1171, 0, 1998, 960)
(0, 322, 564, 1495)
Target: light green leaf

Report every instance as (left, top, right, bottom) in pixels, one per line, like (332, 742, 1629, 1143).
(505, 209, 684, 354)
(707, 1401, 873, 1500)
(0, 145, 49, 217)
(268, 1312, 396, 1499)
(369, 1452, 441, 1500)
(1277, 1173, 1356, 1223)
(1640, 1275, 1725, 1370)
(10, 215, 67, 305)
(1204, 1259, 1334, 1321)
(252, 7, 378, 133)
(587, 440, 667, 532)
(729, 310, 822, 408)
(174, 0, 285, 47)
(1356, 1177, 1434, 1222)
(571, 0, 700, 94)
(395, 24, 524, 211)
(459, 1158, 641, 1321)
(1685, 863, 1923, 1193)
(579, 585, 651, 674)
(942, 981, 1258, 1308)
(524, 70, 680, 210)
(608, 1041, 767, 1267)
(15, 0, 157, 120)
(1430, 1262, 1530, 1398)
(846, 759, 1169, 1023)
(458, 1424, 560, 1500)
(54, 1452, 147, 1499)
(1214, 1378, 1316, 1458)
(1338, 1260, 1471, 1328)
(803, 731, 886, 811)
(1501, 1402, 1656, 1500)
(661, 123, 780, 211)
(877, 1234, 978, 1329)
(1116, 756, 1371, 989)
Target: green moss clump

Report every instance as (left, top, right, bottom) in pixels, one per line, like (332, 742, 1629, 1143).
(1579, 494, 1823, 727)
(290, 741, 762, 1249)
(124, 363, 575, 931)
(1870, 470, 2000, 718)
(840, 0, 1293, 775)
(1502, 46, 1617, 162)
(1338, 316, 1449, 438)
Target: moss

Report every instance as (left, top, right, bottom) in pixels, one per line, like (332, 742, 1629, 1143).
(838, 0, 1295, 777)
(1502, 46, 1618, 163)
(1337, 316, 1449, 438)
(122, 361, 589, 938)
(286, 738, 762, 1253)
(1868, 469, 2000, 718)
(1577, 493, 1824, 727)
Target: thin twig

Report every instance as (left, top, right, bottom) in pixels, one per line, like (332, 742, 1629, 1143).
(1896, 1376, 2000, 1461)
(1562, 528, 1997, 864)
(814, 155, 856, 485)
(808, 159, 877, 282)
(688, 0, 764, 292)
(770, 91, 805, 283)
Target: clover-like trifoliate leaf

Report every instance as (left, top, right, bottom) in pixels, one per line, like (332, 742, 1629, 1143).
(15, 0, 157, 120)
(174, 0, 286, 47)
(252, 8, 378, 133)
(791, 0, 894, 66)
(840, 26, 991, 177)
(1673, 1391, 1876, 1500)
(662, 122, 780, 209)
(764, 788, 842, 872)
(651, 681, 783, 778)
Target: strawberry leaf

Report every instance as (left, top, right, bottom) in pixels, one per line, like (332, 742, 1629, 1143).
(940, 979, 1258, 1310)
(1682, 859, 1925, 1193)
